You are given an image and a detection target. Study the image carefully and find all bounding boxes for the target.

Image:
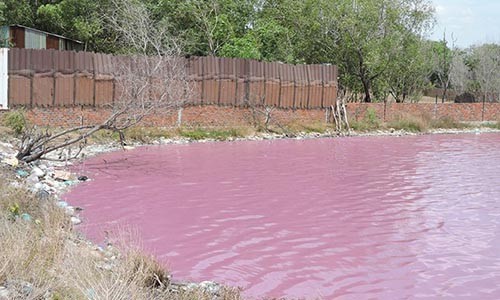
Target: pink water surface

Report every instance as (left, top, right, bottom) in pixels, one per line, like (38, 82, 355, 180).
(64, 134, 500, 299)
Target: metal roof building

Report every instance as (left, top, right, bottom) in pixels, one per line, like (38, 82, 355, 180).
(1, 25, 84, 51)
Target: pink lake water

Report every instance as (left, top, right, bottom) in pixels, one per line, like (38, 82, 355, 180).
(64, 134, 500, 299)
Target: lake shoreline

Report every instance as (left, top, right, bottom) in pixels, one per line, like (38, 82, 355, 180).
(1, 126, 499, 299)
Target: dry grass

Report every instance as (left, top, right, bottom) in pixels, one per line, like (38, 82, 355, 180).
(0, 174, 242, 300)
(386, 113, 470, 132)
(0, 181, 70, 299)
(283, 121, 329, 134)
(387, 113, 429, 132)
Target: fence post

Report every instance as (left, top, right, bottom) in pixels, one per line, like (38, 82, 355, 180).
(383, 100, 387, 122)
(0, 48, 8, 109)
(482, 95, 485, 121)
(292, 65, 296, 109)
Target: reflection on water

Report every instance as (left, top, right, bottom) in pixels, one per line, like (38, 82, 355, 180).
(65, 134, 500, 299)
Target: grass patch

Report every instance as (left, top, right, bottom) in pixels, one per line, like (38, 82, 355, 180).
(350, 108, 381, 132)
(284, 121, 328, 134)
(387, 114, 428, 132)
(125, 127, 173, 143)
(429, 116, 470, 129)
(178, 127, 247, 141)
(483, 120, 500, 129)
(1, 109, 27, 135)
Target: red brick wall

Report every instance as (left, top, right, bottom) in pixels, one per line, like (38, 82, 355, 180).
(3, 103, 499, 129)
(19, 105, 327, 128)
(347, 103, 500, 123)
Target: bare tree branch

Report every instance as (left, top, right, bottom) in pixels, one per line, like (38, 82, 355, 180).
(16, 0, 193, 163)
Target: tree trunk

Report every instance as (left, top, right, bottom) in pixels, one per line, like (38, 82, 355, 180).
(361, 78, 372, 102)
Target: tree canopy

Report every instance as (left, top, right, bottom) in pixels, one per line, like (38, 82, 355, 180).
(2, 0, 494, 103)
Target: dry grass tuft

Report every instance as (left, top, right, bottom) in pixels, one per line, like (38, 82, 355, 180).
(387, 113, 429, 132)
(0, 175, 242, 299)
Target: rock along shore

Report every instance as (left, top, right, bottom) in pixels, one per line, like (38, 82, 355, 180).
(0, 126, 499, 299)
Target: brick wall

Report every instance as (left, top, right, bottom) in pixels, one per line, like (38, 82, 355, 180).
(348, 103, 500, 123)
(2, 103, 499, 129)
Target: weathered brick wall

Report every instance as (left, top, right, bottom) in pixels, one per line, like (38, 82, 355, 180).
(347, 103, 500, 122)
(2, 103, 499, 129)
(19, 105, 327, 128)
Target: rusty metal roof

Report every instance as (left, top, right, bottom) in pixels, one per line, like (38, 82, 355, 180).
(8, 25, 84, 45)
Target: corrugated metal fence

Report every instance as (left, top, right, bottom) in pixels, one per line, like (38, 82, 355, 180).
(5, 48, 338, 109)
(0, 48, 8, 109)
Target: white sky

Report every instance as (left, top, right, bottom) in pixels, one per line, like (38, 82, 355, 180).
(430, 0, 500, 48)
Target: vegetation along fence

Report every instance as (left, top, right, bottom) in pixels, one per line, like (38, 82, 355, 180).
(3, 48, 338, 109)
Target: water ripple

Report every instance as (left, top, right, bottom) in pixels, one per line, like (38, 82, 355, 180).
(65, 133, 500, 299)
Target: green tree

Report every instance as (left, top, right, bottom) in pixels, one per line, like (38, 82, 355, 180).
(386, 35, 433, 102)
(219, 33, 261, 59)
(428, 35, 454, 102)
(153, 0, 256, 56)
(1, 0, 35, 26)
(319, 0, 434, 102)
(35, 0, 114, 52)
(0, 1, 5, 24)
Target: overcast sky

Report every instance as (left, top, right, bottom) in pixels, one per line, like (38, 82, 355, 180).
(429, 0, 500, 48)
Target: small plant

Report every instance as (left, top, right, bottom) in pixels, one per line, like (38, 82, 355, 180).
(178, 128, 245, 141)
(350, 108, 381, 131)
(365, 108, 380, 128)
(8, 203, 20, 218)
(2, 110, 27, 135)
(124, 127, 172, 143)
(484, 120, 500, 129)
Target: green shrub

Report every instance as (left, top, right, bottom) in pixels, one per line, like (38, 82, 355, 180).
(483, 120, 500, 129)
(350, 108, 381, 131)
(178, 128, 245, 141)
(365, 108, 380, 127)
(2, 110, 27, 135)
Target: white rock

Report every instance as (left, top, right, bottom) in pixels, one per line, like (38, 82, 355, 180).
(26, 173, 40, 185)
(65, 206, 75, 216)
(71, 216, 82, 225)
(199, 281, 220, 294)
(53, 170, 73, 181)
(2, 157, 18, 167)
(56, 201, 69, 208)
(0, 286, 9, 299)
(32, 166, 45, 178)
(33, 182, 44, 191)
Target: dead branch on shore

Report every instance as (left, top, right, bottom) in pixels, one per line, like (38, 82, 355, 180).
(15, 0, 192, 164)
